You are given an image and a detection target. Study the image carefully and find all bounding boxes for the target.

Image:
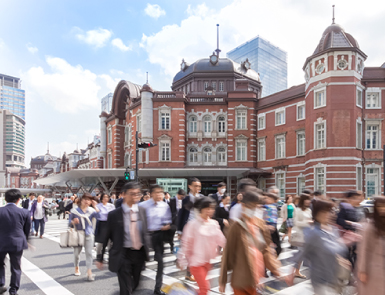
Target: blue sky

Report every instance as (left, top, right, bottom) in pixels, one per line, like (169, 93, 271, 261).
(1, 0, 384, 166)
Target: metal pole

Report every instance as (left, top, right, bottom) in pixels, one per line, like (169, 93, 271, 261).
(136, 131, 139, 183)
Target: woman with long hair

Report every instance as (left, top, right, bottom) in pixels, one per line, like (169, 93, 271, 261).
(69, 193, 100, 281)
(281, 195, 295, 242)
(179, 197, 226, 295)
(357, 196, 385, 294)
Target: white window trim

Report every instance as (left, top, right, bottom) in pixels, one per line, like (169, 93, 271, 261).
(275, 170, 286, 198)
(257, 138, 266, 161)
(275, 108, 286, 126)
(365, 164, 382, 197)
(296, 102, 306, 121)
(314, 164, 327, 194)
(203, 115, 213, 134)
(296, 130, 306, 156)
(159, 106, 171, 131)
(217, 115, 227, 134)
(202, 146, 213, 166)
(235, 140, 248, 162)
(159, 137, 172, 162)
(216, 146, 227, 166)
(188, 115, 198, 134)
(365, 120, 382, 150)
(314, 87, 327, 109)
(258, 113, 266, 130)
(356, 86, 363, 108)
(107, 127, 112, 145)
(297, 174, 306, 195)
(365, 88, 382, 109)
(356, 164, 362, 191)
(275, 134, 286, 159)
(356, 118, 362, 149)
(235, 108, 248, 130)
(314, 119, 327, 150)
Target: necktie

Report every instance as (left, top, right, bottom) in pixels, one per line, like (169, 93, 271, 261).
(130, 211, 142, 250)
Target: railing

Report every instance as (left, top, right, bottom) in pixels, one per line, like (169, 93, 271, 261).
(189, 97, 224, 103)
(154, 92, 177, 99)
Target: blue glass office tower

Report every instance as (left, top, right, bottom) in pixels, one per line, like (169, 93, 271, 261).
(0, 74, 25, 120)
(227, 36, 287, 97)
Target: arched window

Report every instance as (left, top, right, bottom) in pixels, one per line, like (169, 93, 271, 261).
(203, 116, 212, 133)
(203, 147, 212, 164)
(218, 116, 226, 133)
(189, 147, 198, 163)
(217, 147, 226, 163)
(189, 116, 197, 133)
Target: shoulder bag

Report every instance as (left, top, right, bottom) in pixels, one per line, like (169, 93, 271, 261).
(59, 227, 85, 248)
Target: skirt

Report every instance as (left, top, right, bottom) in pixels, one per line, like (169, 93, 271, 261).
(95, 220, 108, 243)
(286, 218, 294, 228)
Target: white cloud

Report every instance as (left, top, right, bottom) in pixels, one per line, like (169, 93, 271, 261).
(23, 56, 118, 114)
(141, 0, 385, 87)
(0, 38, 4, 48)
(74, 27, 112, 48)
(111, 38, 132, 52)
(26, 43, 38, 54)
(144, 4, 166, 19)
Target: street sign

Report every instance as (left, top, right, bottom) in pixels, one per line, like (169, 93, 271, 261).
(130, 171, 135, 180)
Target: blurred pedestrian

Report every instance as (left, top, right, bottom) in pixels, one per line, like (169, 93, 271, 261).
(293, 195, 300, 207)
(179, 197, 226, 295)
(211, 182, 227, 205)
(69, 193, 100, 281)
(164, 192, 178, 253)
(291, 194, 312, 278)
(219, 190, 283, 295)
(295, 199, 358, 295)
(95, 193, 115, 261)
(110, 194, 117, 205)
(0, 189, 31, 295)
(30, 195, 49, 238)
(263, 192, 281, 256)
(177, 177, 203, 282)
(230, 192, 243, 209)
(357, 196, 385, 294)
(229, 178, 257, 221)
(140, 184, 172, 295)
(281, 195, 295, 243)
(214, 195, 230, 234)
(96, 182, 151, 295)
(22, 193, 36, 234)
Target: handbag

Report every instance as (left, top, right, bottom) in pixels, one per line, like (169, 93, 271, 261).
(290, 229, 304, 247)
(336, 254, 351, 287)
(59, 228, 85, 248)
(279, 221, 287, 234)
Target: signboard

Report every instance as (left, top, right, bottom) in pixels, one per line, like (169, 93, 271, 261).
(130, 171, 135, 180)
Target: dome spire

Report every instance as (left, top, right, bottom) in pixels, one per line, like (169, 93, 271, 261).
(332, 5, 335, 24)
(215, 24, 221, 57)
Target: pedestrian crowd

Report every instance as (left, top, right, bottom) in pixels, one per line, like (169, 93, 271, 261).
(0, 178, 383, 295)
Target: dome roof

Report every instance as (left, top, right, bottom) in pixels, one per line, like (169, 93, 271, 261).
(141, 83, 154, 92)
(173, 58, 260, 84)
(313, 23, 360, 55)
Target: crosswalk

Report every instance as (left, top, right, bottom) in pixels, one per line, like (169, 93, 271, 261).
(42, 217, 350, 295)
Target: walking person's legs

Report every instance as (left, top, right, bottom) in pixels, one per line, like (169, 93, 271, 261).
(73, 246, 82, 275)
(152, 232, 164, 293)
(84, 235, 94, 279)
(33, 219, 40, 236)
(190, 263, 211, 295)
(39, 220, 45, 238)
(117, 248, 135, 295)
(8, 251, 22, 295)
(0, 252, 7, 291)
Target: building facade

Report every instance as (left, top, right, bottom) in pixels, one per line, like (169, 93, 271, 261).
(0, 109, 25, 170)
(101, 93, 113, 114)
(0, 74, 25, 120)
(227, 36, 287, 97)
(99, 21, 385, 198)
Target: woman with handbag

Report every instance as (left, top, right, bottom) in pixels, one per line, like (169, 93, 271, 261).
(294, 200, 358, 295)
(30, 195, 49, 238)
(179, 197, 226, 295)
(69, 193, 100, 281)
(291, 194, 312, 279)
(357, 196, 385, 295)
(280, 195, 295, 243)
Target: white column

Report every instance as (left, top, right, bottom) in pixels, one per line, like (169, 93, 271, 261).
(141, 91, 154, 142)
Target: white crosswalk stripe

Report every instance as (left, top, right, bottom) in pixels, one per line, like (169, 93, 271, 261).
(43, 217, 338, 294)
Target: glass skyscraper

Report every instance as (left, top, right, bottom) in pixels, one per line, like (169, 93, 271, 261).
(0, 74, 26, 169)
(101, 93, 113, 113)
(227, 36, 287, 97)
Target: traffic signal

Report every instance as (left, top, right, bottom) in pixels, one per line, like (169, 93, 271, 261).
(137, 142, 157, 149)
(124, 171, 130, 181)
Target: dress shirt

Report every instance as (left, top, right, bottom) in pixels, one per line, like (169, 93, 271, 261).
(122, 203, 142, 248)
(140, 198, 172, 232)
(229, 203, 242, 220)
(34, 202, 44, 219)
(177, 199, 182, 211)
(28, 199, 34, 211)
(164, 198, 170, 204)
(97, 202, 115, 221)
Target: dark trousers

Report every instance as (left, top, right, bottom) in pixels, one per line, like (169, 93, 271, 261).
(0, 251, 23, 294)
(117, 247, 146, 295)
(165, 227, 176, 250)
(33, 219, 45, 236)
(269, 224, 282, 256)
(151, 231, 164, 291)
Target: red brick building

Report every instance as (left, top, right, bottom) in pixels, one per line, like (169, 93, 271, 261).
(102, 22, 385, 198)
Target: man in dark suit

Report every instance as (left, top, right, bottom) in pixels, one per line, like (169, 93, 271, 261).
(22, 193, 35, 210)
(0, 189, 31, 295)
(211, 182, 227, 205)
(163, 192, 177, 253)
(96, 182, 151, 295)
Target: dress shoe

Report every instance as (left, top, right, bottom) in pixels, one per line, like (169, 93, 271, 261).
(39, 235, 43, 239)
(153, 290, 166, 295)
(35, 233, 38, 237)
(0, 286, 7, 294)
